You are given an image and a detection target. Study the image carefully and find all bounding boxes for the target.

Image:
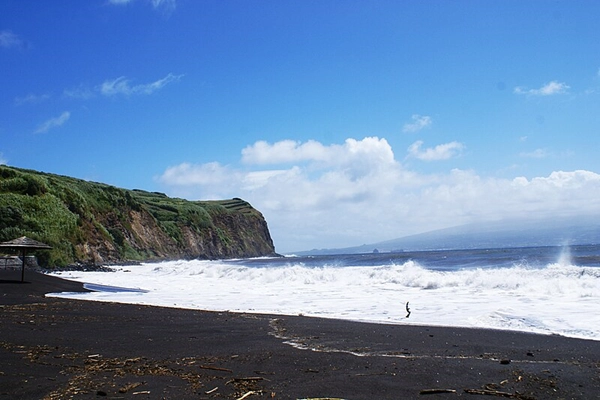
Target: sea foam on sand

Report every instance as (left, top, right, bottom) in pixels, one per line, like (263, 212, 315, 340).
(47, 258, 600, 341)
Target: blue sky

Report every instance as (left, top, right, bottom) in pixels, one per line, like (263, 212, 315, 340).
(2, 0, 600, 253)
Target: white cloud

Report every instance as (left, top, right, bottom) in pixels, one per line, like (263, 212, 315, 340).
(157, 138, 600, 253)
(62, 74, 181, 100)
(160, 137, 405, 198)
(158, 138, 422, 251)
(108, 0, 176, 10)
(520, 148, 549, 159)
(407, 140, 464, 161)
(14, 93, 51, 106)
(63, 85, 95, 100)
(159, 162, 235, 186)
(402, 114, 432, 133)
(0, 30, 24, 49)
(153, 137, 598, 252)
(242, 140, 329, 165)
(0, 153, 7, 165)
(514, 80, 570, 96)
(241, 137, 395, 170)
(100, 73, 182, 96)
(158, 139, 600, 252)
(151, 0, 176, 9)
(34, 111, 70, 134)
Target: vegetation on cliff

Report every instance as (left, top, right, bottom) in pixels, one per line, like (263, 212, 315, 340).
(0, 166, 277, 267)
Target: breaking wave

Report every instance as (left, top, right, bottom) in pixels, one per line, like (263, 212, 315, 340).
(48, 249, 600, 341)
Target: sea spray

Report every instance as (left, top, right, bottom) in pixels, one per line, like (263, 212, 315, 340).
(558, 245, 573, 267)
(47, 244, 600, 341)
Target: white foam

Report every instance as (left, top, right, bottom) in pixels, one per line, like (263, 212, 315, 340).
(47, 259, 600, 340)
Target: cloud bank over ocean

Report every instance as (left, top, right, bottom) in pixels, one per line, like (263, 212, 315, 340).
(158, 137, 600, 252)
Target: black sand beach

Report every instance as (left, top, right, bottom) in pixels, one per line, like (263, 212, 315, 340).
(1, 270, 599, 399)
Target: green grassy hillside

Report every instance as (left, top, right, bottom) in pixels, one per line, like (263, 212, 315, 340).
(0, 166, 276, 267)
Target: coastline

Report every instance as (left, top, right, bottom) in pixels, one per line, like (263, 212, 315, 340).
(1, 270, 599, 399)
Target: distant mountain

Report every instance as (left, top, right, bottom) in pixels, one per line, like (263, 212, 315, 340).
(295, 215, 600, 255)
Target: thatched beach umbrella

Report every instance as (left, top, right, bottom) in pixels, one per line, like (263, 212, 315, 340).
(0, 236, 52, 282)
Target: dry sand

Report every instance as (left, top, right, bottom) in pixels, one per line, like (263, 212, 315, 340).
(1, 270, 599, 399)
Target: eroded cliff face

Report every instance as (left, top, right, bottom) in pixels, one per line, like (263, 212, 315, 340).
(86, 206, 276, 263)
(0, 166, 277, 267)
(75, 206, 276, 265)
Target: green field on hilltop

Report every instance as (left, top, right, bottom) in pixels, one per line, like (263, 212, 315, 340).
(0, 166, 270, 267)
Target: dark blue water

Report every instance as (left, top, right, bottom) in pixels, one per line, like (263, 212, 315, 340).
(231, 244, 600, 271)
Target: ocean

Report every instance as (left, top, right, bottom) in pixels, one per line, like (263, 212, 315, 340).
(47, 244, 600, 341)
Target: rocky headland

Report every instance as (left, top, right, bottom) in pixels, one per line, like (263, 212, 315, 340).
(0, 166, 277, 267)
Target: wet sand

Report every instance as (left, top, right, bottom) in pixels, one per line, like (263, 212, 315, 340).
(1, 270, 599, 399)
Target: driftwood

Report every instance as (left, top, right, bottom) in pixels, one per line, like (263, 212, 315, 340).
(406, 301, 411, 318)
(199, 364, 233, 373)
(226, 377, 265, 385)
(420, 388, 457, 394)
(236, 390, 260, 400)
(464, 388, 535, 399)
(119, 382, 144, 393)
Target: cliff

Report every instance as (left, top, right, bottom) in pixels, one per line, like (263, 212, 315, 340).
(0, 166, 277, 267)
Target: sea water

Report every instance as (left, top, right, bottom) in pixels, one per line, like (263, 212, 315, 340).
(47, 244, 600, 341)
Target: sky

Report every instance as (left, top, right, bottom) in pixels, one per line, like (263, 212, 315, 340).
(2, 0, 600, 253)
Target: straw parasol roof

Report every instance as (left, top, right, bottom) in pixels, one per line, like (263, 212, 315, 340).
(0, 236, 52, 281)
(0, 236, 52, 250)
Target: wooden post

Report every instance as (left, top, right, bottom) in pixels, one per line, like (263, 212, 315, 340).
(21, 249, 26, 282)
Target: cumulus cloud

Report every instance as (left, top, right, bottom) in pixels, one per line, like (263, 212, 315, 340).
(407, 140, 464, 161)
(100, 73, 182, 96)
(34, 111, 70, 134)
(160, 137, 404, 203)
(242, 140, 328, 165)
(0, 30, 24, 49)
(241, 137, 395, 169)
(156, 137, 600, 252)
(514, 80, 570, 96)
(402, 114, 432, 133)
